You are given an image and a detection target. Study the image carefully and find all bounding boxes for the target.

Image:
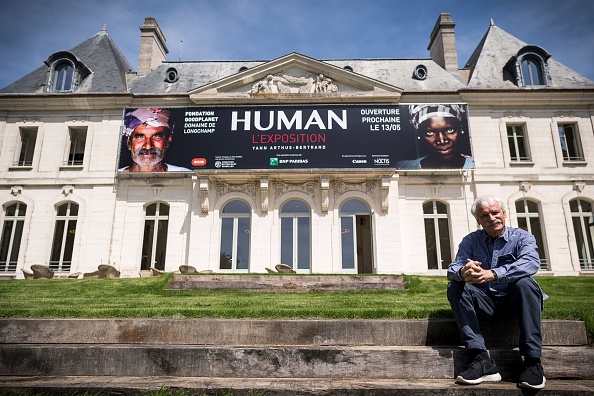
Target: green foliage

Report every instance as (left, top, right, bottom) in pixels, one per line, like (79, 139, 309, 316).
(0, 275, 592, 343)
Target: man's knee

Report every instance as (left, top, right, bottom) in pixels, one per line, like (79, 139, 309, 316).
(511, 276, 539, 292)
(447, 280, 465, 302)
(509, 277, 542, 304)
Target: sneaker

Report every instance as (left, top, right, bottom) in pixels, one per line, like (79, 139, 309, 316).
(455, 354, 502, 385)
(518, 359, 546, 390)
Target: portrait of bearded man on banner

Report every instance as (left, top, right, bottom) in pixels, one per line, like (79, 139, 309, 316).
(118, 108, 190, 172)
(396, 104, 473, 170)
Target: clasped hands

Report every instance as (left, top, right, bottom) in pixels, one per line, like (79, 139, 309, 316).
(460, 259, 497, 284)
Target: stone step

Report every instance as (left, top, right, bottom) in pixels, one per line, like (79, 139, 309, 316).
(2, 344, 593, 380)
(167, 274, 406, 291)
(0, 318, 587, 346)
(0, 376, 593, 395)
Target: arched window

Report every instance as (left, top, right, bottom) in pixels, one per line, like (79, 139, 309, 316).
(49, 202, 78, 272)
(280, 199, 310, 271)
(340, 199, 373, 273)
(142, 202, 169, 270)
(220, 200, 251, 271)
(506, 46, 551, 87)
(423, 201, 452, 271)
(521, 57, 544, 86)
(0, 203, 27, 273)
(515, 199, 548, 270)
(53, 62, 74, 91)
(45, 51, 91, 93)
(569, 199, 594, 270)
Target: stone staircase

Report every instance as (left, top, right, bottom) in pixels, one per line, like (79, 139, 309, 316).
(0, 318, 592, 395)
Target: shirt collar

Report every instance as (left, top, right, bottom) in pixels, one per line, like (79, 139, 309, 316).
(481, 226, 509, 243)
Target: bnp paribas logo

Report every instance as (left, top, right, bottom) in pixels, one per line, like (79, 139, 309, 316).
(269, 158, 279, 166)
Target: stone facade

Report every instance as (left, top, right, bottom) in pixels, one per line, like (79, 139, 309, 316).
(0, 13, 593, 278)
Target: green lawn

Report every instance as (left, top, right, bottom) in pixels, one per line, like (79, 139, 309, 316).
(0, 274, 592, 344)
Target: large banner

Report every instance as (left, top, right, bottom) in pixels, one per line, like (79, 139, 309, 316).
(117, 104, 472, 172)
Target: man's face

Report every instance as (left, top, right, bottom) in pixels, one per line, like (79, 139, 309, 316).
(126, 125, 172, 168)
(419, 117, 461, 161)
(476, 201, 507, 239)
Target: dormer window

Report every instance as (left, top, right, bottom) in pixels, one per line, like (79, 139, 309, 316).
(521, 56, 545, 86)
(164, 67, 180, 83)
(53, 61, 74, 91)
(505, 45, 551, 87)
(45, 51, 92, 93)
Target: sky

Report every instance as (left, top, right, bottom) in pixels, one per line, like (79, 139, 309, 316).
(1, 0, 593, 89)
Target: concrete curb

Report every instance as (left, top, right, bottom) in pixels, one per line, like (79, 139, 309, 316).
(0, 318, 587, 346)
(1, 377, 593, 395)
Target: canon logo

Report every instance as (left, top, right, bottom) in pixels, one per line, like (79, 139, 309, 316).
(352, 159, 367, 164)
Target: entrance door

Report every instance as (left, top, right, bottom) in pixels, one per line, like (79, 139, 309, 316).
(280, 199, 311, 272)
(340, 199, 373, 273)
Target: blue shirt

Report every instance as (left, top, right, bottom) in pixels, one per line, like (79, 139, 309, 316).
(447, 226, 541, 297)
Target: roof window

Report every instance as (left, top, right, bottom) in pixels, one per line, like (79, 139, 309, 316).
(45, 51, 91, 93)
(505, 45, 551, 87)
(413, 64, 428, 80)
(164, 67, 180, 83)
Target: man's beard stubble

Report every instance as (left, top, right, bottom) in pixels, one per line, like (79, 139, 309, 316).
(131, 148, 164, 167)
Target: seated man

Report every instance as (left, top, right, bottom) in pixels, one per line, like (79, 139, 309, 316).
(447, 194, 546, 390)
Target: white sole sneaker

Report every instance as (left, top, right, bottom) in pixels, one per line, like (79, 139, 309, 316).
(518, 376, 546, 390)
(455, 372, 502, 385)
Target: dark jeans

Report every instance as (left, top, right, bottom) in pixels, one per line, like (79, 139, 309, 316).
(447, 277, 544, 358)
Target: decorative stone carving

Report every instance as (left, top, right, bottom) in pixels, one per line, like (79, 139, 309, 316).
(381, 176, 390, 213)
(321, 176, 330, 213)
(30, 264, 54, 279)
(83, 264, 121, 279)
(260, 177, 269, 213)
(21, 116, 39, 123)
(62, 185, 74, 196)
(334, 179, 378, 201)
(199, 177, 209, 214)
(573, 181, 586, 193)
(274, 181, 317, 199)
(21, 268, 34, 279)
(152, 185, 162, 197)
(10, 186, 23, 196)
(179, 265, 197, 274)
(250, 72, 338, 95)
(275, 263, 296, 273)
(214, 180, 257, 202)
(150, 267, 166, 276)
(504, 111, 524, 118)
(555, 111, 575, 118)
(520, 181, 531, 192)
(429, 184, 441, 197)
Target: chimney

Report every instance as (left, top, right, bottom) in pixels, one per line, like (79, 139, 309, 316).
(428, 12, 459, 72)
(137, 17, 168, 76)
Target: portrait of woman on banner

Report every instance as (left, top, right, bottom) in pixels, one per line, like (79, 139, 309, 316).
(396, 104, 473, 170)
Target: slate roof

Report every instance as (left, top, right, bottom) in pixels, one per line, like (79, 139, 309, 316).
(2, 21, 593, 95)
(464, 23, 594, 89)
(0, 28, 133, 94)
(129, 57, 465, 94)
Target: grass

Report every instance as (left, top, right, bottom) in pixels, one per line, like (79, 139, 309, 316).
(0, 274, 592, 344)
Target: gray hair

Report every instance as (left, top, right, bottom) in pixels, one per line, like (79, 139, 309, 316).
(470, 194, 507, 219)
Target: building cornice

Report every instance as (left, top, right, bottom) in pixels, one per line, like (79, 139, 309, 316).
(0, 93, 133, 111)
(459, 89, 594, 106)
